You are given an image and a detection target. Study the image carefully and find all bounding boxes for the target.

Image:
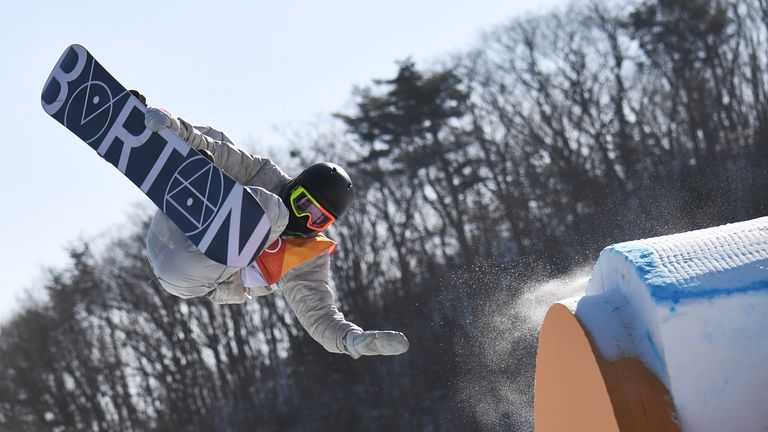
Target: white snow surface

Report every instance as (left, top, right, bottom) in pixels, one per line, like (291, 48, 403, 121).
(571, 217, 768, 432)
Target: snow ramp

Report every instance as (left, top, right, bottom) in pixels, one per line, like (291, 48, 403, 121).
(534, 217, 768, 432)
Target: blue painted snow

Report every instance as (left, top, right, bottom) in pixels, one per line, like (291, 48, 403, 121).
(612, 242, 768, 305)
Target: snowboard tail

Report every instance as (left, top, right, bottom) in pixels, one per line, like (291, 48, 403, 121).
(41, 44, 270, 267)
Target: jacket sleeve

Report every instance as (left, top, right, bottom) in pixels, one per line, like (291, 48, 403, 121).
(176, 118, 290, 191)
(278, 254, 362, 354)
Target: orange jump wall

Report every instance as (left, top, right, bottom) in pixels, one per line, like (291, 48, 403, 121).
(534, 303, 679, 432)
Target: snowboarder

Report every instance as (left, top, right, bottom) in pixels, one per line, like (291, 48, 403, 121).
(142, 102, 409, 359)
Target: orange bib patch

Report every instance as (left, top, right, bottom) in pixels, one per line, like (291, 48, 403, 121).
(255, 234, 338, 285)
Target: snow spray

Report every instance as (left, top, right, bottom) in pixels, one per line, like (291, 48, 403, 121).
(451, 263, 591, 431)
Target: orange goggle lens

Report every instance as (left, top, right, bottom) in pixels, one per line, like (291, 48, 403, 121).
(290, 186, 336, 231)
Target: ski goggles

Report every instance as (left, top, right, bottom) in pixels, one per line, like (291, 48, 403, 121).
(289, 186, 336, 231)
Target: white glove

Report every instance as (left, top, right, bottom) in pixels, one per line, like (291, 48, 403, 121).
(145, 107, 185, 136)
(344, 330, 409, 359)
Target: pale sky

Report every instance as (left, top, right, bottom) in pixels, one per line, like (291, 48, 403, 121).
(0, 0, 567, 321)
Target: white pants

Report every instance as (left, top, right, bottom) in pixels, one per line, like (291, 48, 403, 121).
(146, 211, 240, 299)
(145, 186, 288, 299)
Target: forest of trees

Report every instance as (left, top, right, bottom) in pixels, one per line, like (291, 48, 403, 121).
(2, 0, 768, 430)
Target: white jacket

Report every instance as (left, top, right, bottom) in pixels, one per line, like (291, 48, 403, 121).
(146, 121, 361, 354)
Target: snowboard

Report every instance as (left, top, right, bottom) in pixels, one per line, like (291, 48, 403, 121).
(41, 44, 271, 267)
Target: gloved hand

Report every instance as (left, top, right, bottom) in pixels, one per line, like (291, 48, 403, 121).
(344, 330, 409, 359)
(144, 107, 186, 136)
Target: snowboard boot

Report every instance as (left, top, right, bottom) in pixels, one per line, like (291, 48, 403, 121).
(129, 89, 147, 106)
(198, 149, 215, 163)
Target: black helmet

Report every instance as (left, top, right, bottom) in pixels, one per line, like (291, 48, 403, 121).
(281, 162, 354, 236)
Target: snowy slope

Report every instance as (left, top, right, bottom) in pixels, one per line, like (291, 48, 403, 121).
(575, 217, 768, 432)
